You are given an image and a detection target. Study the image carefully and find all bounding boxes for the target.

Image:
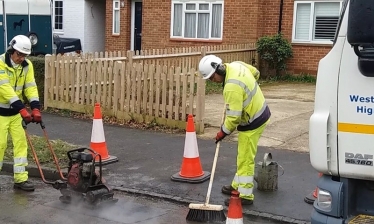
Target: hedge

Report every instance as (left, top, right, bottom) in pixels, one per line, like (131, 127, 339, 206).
(27, 56, 45, 107)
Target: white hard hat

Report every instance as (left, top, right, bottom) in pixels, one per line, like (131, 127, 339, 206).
(9, 35, 32, 55)
(198, 55, 222, 79)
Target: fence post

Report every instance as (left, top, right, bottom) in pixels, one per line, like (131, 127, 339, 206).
(43, 54, 51, 110)
(126, 50, 133, 67)
(195, 46, 207, 134)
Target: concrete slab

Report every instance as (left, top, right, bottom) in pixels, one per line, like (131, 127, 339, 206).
(202, 83, 316, 152)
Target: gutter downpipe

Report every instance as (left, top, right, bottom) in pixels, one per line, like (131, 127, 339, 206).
(278, 0, 284, 33)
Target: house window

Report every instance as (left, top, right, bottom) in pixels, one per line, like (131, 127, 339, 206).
(171, 0, 224, 40)
(53, 0, 63, 32)
(113, 0, 120, 35)
(293, 1, 343, 44)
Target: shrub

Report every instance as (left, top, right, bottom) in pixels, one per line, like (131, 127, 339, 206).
(256, 32, 293, 78)
(27, 56, 45, 106)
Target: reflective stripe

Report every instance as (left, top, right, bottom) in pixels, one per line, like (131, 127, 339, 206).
(249, 103, 267, 122)
(0, 56, 32, 108)
(238, 186, 253, 195)
(0, 79, 9, 85)
(24, 82, 36, 88)
(9, 96, 19, 104)
(233, 174, 254, 183)
(243, 84, 257, 108)
(226, 110, 242, 116)
(24, 66, 29, 75)
(29, 97, 39, 102)
(14, 157, 28, 164)
(239, 103, 268, 126)
(0, 103, 10, 108)
(222, 125, 231, 134)
(225, 79, 258, 109)
(0, 161, 3, 169)
(13, 166, 26, 173)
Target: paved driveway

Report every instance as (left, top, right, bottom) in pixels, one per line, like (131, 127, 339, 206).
(201, 83, 316, 152)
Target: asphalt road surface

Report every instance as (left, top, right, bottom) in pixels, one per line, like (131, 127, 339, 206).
(0, 173, 277, 224)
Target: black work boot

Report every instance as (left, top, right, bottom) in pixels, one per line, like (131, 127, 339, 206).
(221, 185, 236, 195)
(14, 181, 35, 192)
(224, 197, 253, 206)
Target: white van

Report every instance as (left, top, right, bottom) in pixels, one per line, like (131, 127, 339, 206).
(310, 0, 374, 223)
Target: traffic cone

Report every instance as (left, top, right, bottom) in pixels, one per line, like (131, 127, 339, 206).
(304, 172, 323, 204)
(171, 114, 210, 183)
(226, 190, 243, 224)
(90, 103, 118, 166)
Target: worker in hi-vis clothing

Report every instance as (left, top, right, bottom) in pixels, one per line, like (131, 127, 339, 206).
(0, 35, 42, 191)
(198, 55, 271, 205)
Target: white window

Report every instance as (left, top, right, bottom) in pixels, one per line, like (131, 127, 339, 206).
(53, 0, 63, 32)
(113, 0, 120, 35)
(171, 0, 224, 40)
(292, 1, 343, 44)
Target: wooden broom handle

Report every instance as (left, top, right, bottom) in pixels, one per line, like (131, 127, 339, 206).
(205, 104, 226, 205)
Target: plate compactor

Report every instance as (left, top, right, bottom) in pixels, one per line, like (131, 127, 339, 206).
(22, 120, 118, 208)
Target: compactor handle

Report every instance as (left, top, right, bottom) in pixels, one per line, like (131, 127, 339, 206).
(22, 119, 45, 130)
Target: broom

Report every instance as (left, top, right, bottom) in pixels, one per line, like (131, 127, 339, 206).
(186, 105, 226, 222)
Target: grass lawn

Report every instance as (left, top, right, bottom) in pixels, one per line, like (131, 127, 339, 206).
(5, 135, 78, 169)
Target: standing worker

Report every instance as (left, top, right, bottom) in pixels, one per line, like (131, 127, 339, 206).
(198, 55, 271, 205)
(0, 35, 42, 191)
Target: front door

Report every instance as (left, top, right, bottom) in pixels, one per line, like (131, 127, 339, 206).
(133, 1, 142, 51)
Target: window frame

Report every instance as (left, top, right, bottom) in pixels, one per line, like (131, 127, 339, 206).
(112, 0, 120, 35)
(170, 0, 224, 41)
(53, 0, 64, 33)
(292, 0, 343, 45)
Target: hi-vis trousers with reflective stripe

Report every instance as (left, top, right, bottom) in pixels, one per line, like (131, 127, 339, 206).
(0, 114, 29, 183)
(231, 120, 268, 200)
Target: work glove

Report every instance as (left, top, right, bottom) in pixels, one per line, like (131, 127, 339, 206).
(31, 109, 42, 123)
(215, 129, 227, 144)
(19, 108, 32, 123)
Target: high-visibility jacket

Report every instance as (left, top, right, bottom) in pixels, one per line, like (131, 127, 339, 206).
(231, 61, 260, 81)
(221, 61, 270, 134)
(0, 53, 40, 116)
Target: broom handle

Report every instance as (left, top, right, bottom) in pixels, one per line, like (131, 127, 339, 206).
(205, 104, 226, 205)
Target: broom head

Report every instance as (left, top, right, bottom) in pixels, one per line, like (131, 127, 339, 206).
(186, 203, 226, 222)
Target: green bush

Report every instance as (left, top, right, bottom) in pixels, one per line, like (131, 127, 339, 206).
(27, 56, 45, 106)
(256, 33, 293, 78)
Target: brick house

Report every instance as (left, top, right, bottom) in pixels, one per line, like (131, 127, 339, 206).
(105, 0, 343, 75)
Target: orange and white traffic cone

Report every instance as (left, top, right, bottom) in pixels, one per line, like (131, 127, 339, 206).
(90, 103, 118, 165)
(304, 172, 323, 204)
(171, 114, 210, 183)
(226, 190, 243, 224)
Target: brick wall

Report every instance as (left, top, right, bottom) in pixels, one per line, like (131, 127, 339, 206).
(104, 0, 333, 74)
(105, 0, 131, 51)
(260, 0, 333, 75)
(141, 0, 261, 49)
(105, 0, 263, 50)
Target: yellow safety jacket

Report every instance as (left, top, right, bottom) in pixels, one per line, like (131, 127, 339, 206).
(221, 61, 270, 134)
(231, 61, 260, 81)
(0, 53, 40, 116)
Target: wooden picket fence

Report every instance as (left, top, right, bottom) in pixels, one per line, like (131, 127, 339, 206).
(44, 44, 258, 133)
